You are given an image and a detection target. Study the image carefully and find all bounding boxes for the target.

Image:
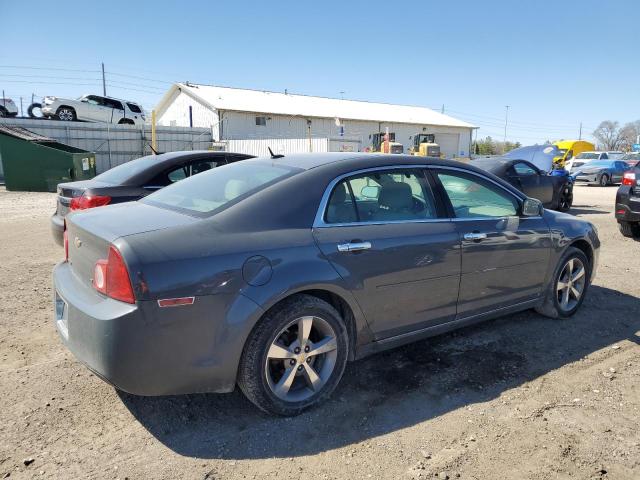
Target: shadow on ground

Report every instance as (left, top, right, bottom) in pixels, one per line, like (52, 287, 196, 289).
(570, 206, 612, 216)
(119, 285, 640, 460)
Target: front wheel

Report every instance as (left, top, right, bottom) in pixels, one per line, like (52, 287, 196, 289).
(557, 187, 573, 212)
(535, 247, 590, 319)
(599, 174, 609, 187)
(56, 107, 76, 121)
(238, 294, 349, 416)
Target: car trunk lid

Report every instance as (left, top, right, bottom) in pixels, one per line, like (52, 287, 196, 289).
(56, 180, 113, 217)
(66, 202, 199, 290)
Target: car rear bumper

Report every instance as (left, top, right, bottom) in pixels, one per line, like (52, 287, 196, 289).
(615, 186, 640, 223)
(51, 213, 64, 246)
(53, 261, 262, 396)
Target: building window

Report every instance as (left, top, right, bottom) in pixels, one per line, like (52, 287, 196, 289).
(255, 116, 267, 126)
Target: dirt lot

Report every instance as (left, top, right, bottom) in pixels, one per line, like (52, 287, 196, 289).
(1, 185, 638, 480)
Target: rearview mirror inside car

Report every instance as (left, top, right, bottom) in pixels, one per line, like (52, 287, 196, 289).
(522, 198, 542, 216)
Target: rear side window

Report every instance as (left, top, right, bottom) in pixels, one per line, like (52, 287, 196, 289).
(145, 161, 300, 215)
(324, 168, 437, 224)
(126, 103, 142, 113)
(436, 171, 519, 218)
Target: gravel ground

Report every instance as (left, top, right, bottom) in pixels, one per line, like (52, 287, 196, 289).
(1, 185, 638, 480)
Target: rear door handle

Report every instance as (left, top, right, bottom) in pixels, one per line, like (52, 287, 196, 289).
(463, 232, 487, 241)
(337, 241, 372, 253)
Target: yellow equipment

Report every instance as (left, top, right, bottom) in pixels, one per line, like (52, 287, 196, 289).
(410, 133, 440, 157)
(553, 140, 595, 168)
(370, 132, 404, 154)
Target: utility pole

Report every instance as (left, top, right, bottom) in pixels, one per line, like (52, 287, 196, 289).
(578, 122, 582, 140)
(503, 105, 510, 151)
(101, 62, 106, 96)
(441, 104, 445, 114)
(20, 97, 23, 117)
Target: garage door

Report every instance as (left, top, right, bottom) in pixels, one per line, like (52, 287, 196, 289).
(434, 133, 460, 159)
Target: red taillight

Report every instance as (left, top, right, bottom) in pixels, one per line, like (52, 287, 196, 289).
(70, 194, 111, 210)
(622, 172, 636, 186)
(93, 246, 135, 304)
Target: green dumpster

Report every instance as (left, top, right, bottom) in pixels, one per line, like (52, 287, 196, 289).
(0, 125, 96, 192)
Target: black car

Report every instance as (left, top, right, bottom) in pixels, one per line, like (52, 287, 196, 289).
(53, 153, 599, 415)
(615, 165, 640, 237)
(51, 151, 254, 245)
(471, 158, 573, 211)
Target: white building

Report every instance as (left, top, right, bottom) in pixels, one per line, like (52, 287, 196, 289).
(155, 83, 476, 158)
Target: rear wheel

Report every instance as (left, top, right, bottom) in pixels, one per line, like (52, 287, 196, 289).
(56, 107, 76, 121)
(618, 221, 640, 238)
(238, 294, 349, 416)
(599, 174, 609, 187)
(535, 247, 590, 319)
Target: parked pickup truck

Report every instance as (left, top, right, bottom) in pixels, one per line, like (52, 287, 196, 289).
(41, 94, 145, 125)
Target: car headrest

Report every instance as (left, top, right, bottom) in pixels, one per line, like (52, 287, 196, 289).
(378, 182, 413, 211)
(193, 162, 212, 174)
(330, 183, 347, 204)
(225, 179, 248, 200)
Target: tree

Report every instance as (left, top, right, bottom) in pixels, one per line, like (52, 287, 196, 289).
(619, 120, 640, 150)
(592, 121, 623, 150)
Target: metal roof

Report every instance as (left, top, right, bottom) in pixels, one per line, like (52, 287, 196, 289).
(0, 125, 55, 143)
(158, 83, 476, 129)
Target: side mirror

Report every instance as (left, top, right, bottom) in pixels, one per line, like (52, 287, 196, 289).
(522, 198, 543, 216)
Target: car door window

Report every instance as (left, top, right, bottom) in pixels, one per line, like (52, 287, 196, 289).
(324, 169, 437, 224)
(600, 153, 608, 159)
(85, 95, 104, 106)
(513, 162, 538, 176)
(167, 166, 189, 183)
(436, 171, 519, 218)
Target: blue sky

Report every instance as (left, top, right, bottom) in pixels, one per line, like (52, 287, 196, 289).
(2, 0, 639, 144)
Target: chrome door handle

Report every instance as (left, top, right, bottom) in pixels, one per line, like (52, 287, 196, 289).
(337, 241, 372, 253)
(463, 232, 487, 241)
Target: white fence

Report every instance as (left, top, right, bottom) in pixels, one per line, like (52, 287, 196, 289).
(224, 137, 362, 157)
(0, 118, 214, 173)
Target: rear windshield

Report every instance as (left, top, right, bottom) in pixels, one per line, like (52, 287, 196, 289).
(94, 155, 163, 184)
(143, 160, 300, 215)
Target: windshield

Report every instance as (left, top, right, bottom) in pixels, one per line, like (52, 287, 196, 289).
(144, 160, 300, 215)
(576, 152, 599, 159)
(94, 155, 165, 184)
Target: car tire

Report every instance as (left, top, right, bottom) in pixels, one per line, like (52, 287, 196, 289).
(238, 294, 349, 416)
(557, 188, 573, 212)
(599, 174, 609, 187)
(535, 247, 591, 319)
(27, 102, 43, 118)
(56, 107, 76, 121)
(0, 107, 6, 118)
(618, 221, 640, 238)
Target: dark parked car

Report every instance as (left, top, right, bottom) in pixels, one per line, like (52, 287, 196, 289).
(621, 152, 640, 167)
(572, 160, 631, 187)
(51, 151, 253, 245)
(472, 157, 573, 211)
(53, 153, 600, 415)
(615, 166, 640, 237)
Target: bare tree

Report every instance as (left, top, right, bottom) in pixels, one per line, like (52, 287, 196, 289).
(592, 121, 623, 150)
(620, 120, 640, 150)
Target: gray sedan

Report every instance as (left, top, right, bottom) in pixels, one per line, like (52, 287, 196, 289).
(572, 160, 631, 186)
(53, 153, 600, 415)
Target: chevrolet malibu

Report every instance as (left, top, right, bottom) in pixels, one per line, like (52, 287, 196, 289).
(53, 153, 600, 415)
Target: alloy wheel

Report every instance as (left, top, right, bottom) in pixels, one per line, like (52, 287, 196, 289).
(599, 175, 608, 187)
(58, 109, 74, 121)
(556, 257, 586, 312)
(265, 315, 338, 402)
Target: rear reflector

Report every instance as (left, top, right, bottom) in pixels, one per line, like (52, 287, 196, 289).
(158, 297, 195, 308)
(616, 209, 626, 215)
(622, 172, 636, 186)
(70, 194, 112, 210)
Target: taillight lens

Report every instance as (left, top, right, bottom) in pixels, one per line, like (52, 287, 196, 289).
(70, 194, 111, 210)
(622, 172, 636, 186)
(93, 246, 135, 303)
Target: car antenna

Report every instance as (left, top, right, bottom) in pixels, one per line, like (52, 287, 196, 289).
(147, 143, 159, 155)
(268, 147, 285, 159)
